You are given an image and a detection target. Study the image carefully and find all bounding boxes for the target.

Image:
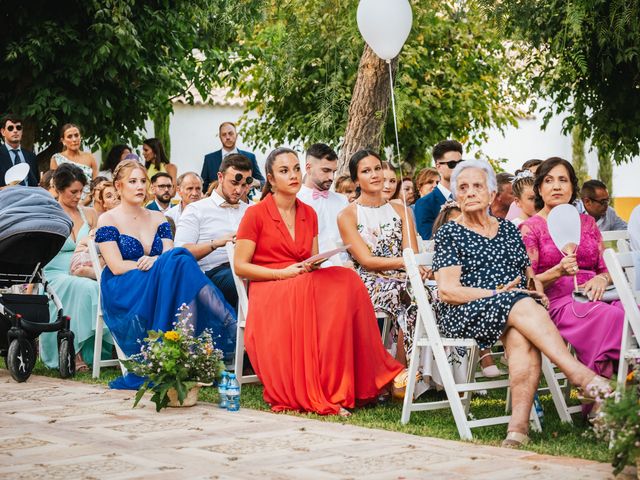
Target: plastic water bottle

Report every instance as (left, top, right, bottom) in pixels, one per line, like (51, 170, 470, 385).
(218, 371, 229, 409)
(533, 393, 544, 427)
(226, 373, 240, 412)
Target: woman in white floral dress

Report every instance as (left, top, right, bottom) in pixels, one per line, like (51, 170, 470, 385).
(338, 150, 427, 395)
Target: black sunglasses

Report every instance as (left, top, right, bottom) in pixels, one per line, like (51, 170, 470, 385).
(5, 124, 22, 132)
(438, 159, 464, 169)
(233, 172, 253, 185)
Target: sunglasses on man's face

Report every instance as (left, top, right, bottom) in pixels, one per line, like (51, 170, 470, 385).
(438, 159, 464, 169)
(4, 124, 22, 132)
(231, 173, 253, 185)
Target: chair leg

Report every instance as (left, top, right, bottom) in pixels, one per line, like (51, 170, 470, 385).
(617, 322, 631, 395)
(234, 322, 246, 387)
(92, 307, 104, 379)
(541, 354, 573, 424)
(401, 317, 424, 425)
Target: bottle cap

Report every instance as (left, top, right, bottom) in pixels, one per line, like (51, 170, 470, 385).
(229, 373, 236, 379)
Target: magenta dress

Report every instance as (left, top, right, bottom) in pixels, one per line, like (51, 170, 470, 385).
(520, 214, 623, 378)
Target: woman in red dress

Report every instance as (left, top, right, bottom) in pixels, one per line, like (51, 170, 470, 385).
(234, 147, 403, 416)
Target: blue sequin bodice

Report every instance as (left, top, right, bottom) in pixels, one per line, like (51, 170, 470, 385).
(95, 222, 172, 261)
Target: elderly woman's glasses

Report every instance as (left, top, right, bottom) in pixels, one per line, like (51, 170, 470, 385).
(438, 159, 464, 169)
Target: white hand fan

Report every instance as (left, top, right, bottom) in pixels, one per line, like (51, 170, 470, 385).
(547, 203, 581, 290)
(4, 163, 30, 186)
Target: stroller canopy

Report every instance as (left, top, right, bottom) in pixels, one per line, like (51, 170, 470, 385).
(0, 186, 72, 272)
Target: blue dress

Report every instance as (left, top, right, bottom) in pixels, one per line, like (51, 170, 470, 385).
(95, 222, 237, 389)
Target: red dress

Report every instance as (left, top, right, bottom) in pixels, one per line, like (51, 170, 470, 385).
(236, 193, 403, 414)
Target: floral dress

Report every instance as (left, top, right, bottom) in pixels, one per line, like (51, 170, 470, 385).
(352, 202, 418, 357)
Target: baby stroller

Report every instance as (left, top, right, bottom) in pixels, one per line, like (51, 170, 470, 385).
(0, 185, 76, 382)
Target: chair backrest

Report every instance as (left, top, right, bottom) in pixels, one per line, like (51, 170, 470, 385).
(225, 242, 249, 318)
(603, 248, 640, 340)
(403, 248, 445, 348)
(617, 238, 631, 253)
(88, 238, 103, 283)
(601, 230, 630, 243)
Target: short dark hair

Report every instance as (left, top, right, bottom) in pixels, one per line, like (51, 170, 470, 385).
(533, 157, 579, 210)
(150, 172, 172, 184)
(432, 140, 463, 162)
(53, 163, 87, 191)
(348, 149, 381, 182)
(306, 143, 337, 161)
(220, 153, 253, 173)
(496, 172, 515, 193)
(581, 179, 608, 198)
(521, 159, 543, 171)
(1, 114, 22, 129)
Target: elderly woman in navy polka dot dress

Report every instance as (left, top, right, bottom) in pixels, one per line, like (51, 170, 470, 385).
(432, 159, 610, 448)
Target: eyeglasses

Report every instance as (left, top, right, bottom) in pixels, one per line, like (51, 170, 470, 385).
(588, 197, 610, 206)
(156, 184, 173, 190)
(438, 159, 464, 169)
(232, 173, 253, 185)
(5, 124, 22, 132)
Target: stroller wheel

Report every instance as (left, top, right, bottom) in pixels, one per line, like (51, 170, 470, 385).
(7, 338, 35, 382)
(58, 337, 76, 378)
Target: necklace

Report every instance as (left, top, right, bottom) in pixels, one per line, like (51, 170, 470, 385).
(355, 199, 387, 208)
(278, 208, 295, 229)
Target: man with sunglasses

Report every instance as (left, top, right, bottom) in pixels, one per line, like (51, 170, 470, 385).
(0, 115, 39, 187)
(414, 139, 464, 239)
(579, 179, 627, 232)
(175, 154, 253, 311)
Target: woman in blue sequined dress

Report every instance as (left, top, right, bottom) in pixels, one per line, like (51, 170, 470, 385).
(95, 160, 236, 389)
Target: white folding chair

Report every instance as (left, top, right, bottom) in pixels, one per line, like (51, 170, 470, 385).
(400, 248, 579, 438)
(603, 248, 640, 395)
(89, 238, 127, 378)
(226, 242, 259, 387)
(601, 230, 630, 244)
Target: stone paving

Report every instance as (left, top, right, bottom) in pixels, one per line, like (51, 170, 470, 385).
(0, 370, 633, 479)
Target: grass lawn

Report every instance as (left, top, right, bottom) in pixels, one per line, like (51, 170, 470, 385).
(2, 358, 613, 465)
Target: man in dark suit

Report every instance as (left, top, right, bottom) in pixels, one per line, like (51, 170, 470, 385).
(0, 115, 39, 187)
(201, 121, 265, 192)
(414, 140, 464, 240)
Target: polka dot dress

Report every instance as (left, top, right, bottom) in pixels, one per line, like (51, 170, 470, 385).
(432, 219, 531, 349)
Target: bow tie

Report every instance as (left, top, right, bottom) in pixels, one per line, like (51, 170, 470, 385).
(312, 189, 329, 200)
(220, 202, 240, 209)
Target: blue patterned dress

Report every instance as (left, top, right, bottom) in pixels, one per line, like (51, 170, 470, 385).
(95, 222, 237, 389)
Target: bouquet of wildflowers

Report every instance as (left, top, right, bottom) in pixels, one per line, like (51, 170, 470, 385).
(592, 362, 640, 475)
(123, 304, 225, 411)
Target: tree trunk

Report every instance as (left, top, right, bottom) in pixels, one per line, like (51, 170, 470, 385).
(153, 110, 172, 160)
(338, 45, 398, 175)
(571, 125, 589, 186)
(597, 150, 613, 196)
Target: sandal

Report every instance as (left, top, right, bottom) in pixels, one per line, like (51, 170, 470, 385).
(479, 353, 506, 378)
(338, 407, 352, 417)
(501, 431, 529, 449)
(392, 370, 422, 399)
(578, 375, 612, 404)
(75, 354, 89, 373)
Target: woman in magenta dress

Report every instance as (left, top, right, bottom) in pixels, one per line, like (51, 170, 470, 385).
(234, 147, 403, 416)
(520, 157, 623, 379)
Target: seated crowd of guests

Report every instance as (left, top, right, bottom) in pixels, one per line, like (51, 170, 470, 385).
(4, 112, 640, 448)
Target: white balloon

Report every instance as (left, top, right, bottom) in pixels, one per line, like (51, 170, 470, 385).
(547, 204, 582, 254)
(357, 0, 413, 61)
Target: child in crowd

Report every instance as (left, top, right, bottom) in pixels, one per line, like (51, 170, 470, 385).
(510, 170, 537, 227)
(334, 174, 357, 203)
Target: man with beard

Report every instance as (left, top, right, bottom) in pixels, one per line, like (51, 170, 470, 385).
(175, 154, 253, 310)
(297, 143, 348, 266)
(146, 172, 174, 212)
(166, 172, 203, 224)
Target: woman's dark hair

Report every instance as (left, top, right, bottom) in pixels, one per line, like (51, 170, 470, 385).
(102, 144, 131, 172)
(533, 157, 579, 210)
(143, 138, 169, 169)
(53, 163, 87, 191)
(521, 159, 543, 172)
(260, 147, 298, 200)
(381, 161, 401, 199)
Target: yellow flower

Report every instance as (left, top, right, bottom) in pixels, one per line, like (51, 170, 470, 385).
(164, 331, 180, 342)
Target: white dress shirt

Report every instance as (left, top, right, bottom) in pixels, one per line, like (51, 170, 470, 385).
(297, 184, 348, 266)
(174, 191, 248, 271)
(436, 183, 453, 201)
(222, 147, 238, 158)
(165, 202, 184, 224)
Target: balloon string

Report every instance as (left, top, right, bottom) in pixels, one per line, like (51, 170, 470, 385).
(387, 59, 414, 252)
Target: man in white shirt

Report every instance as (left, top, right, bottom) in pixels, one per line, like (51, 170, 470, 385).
(166, 172, 203, 225)
(175, 154, 253, 310)
(297, 143, 348, 266)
